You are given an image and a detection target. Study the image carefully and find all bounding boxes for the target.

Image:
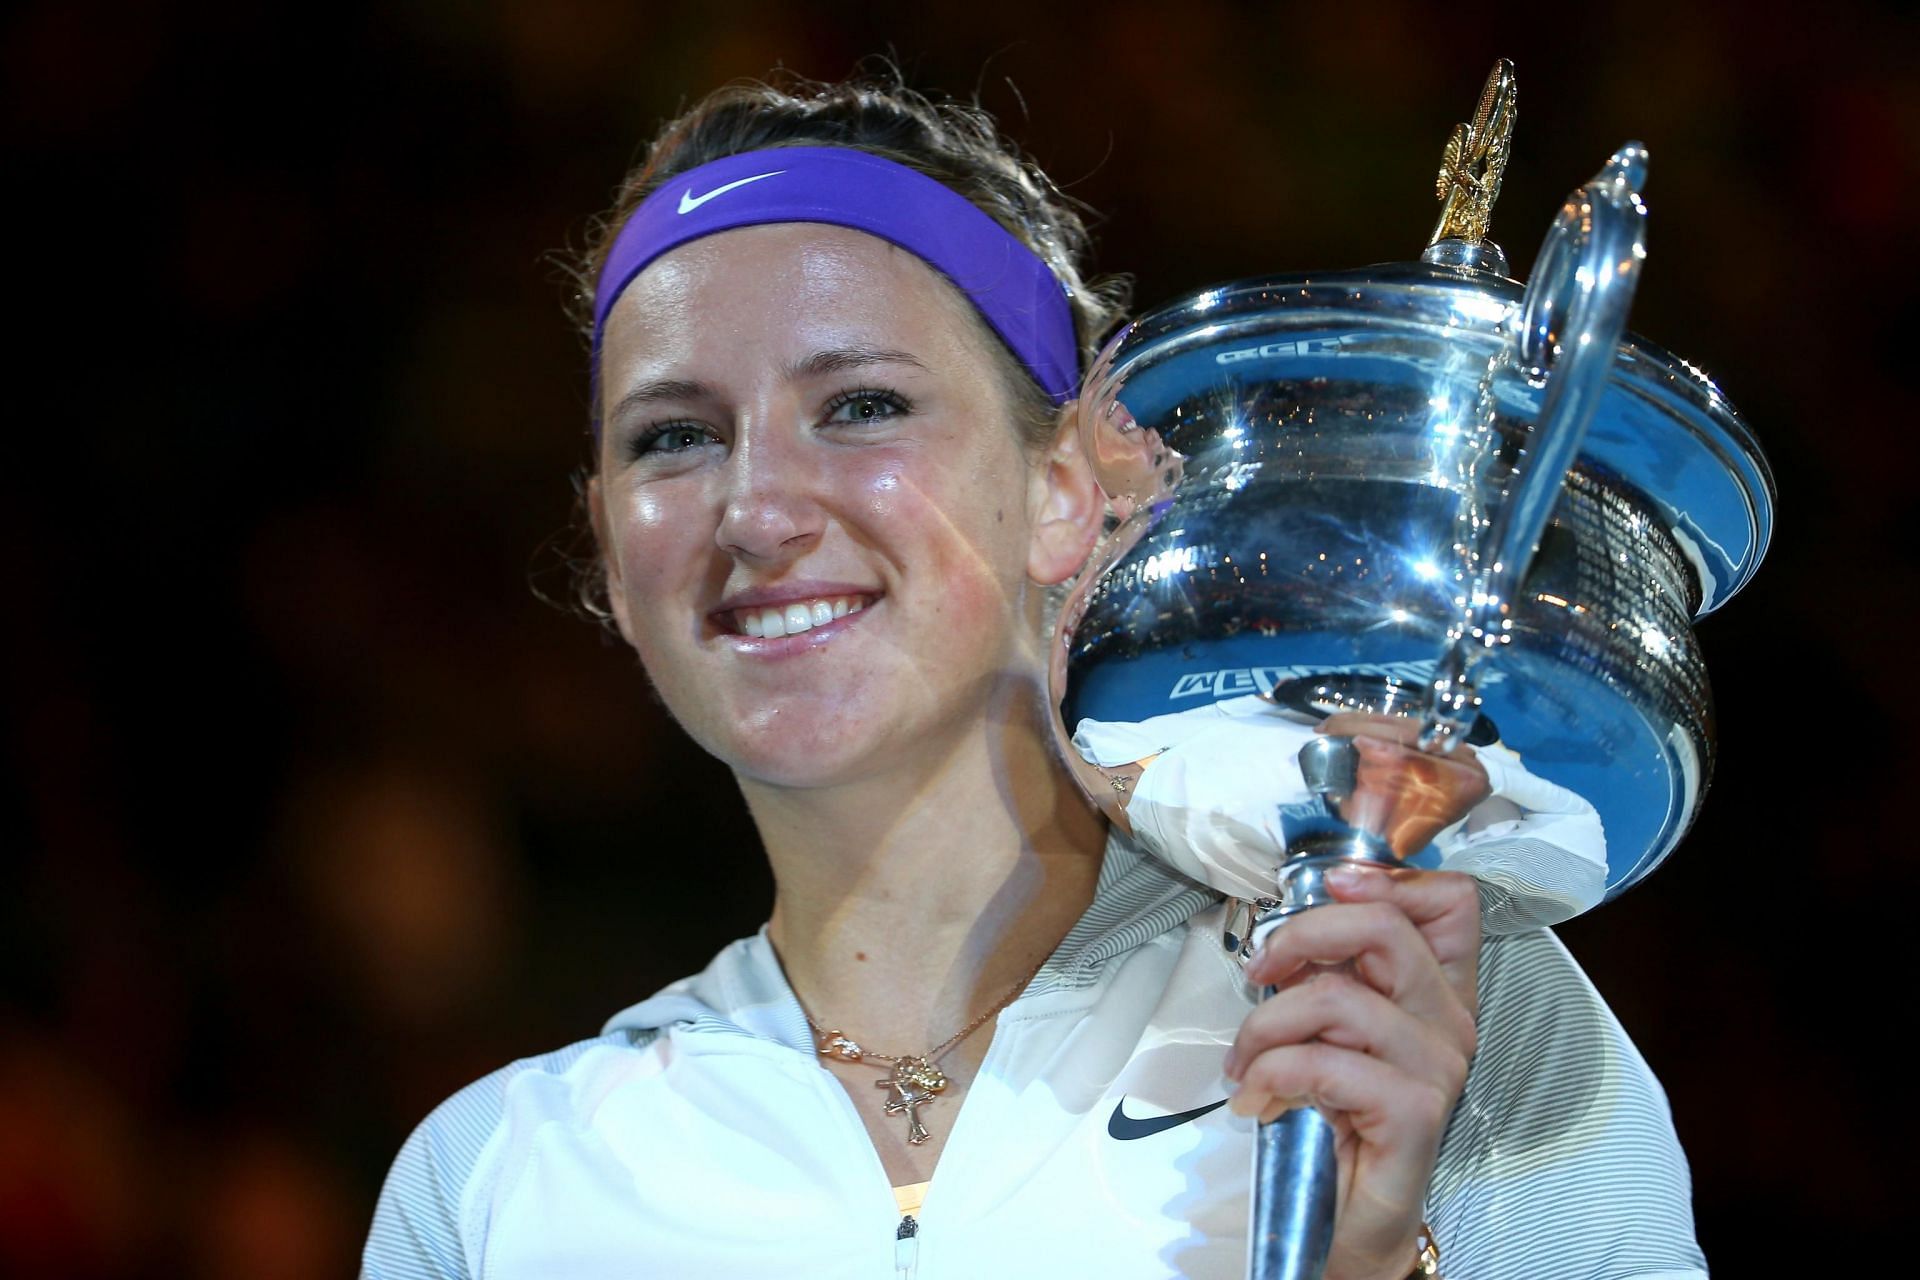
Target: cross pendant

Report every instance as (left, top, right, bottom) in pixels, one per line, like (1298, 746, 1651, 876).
(877, 1068, 939, 1146)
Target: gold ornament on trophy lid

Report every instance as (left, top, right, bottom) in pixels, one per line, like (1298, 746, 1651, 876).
(1424, 59, 1518, 273)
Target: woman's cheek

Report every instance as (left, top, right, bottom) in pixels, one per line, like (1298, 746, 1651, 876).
(620, 488, 705, 592)
(858, 465, 907, 527)
(631, 488, 675, 536)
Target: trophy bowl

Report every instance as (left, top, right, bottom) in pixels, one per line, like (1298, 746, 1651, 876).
(1051, 122, 1774, 911)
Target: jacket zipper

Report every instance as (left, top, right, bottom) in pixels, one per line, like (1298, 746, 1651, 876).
(894, 1214, 919, 1277)
(806, 1060, 922, 1276)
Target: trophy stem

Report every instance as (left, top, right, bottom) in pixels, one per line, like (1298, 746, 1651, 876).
(1248, 739, 1409, 1280)
(1252, 1105, 1340, 1280)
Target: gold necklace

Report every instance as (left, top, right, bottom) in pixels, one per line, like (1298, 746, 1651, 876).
(801, 954, 1050, 1146)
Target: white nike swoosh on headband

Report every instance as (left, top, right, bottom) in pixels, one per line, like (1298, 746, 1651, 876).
(677, 170, 786, 214)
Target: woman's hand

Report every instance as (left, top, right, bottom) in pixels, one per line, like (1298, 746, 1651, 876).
(1223, 864, 1480, 1280)
(1316, 712, 1492, 858)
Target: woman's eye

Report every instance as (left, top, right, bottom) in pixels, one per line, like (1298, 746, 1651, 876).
(824, 389, 911, 425)
(630, 423, 717, 458)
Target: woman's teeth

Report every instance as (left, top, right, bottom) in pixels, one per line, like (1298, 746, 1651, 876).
(737, 597, 865, 638)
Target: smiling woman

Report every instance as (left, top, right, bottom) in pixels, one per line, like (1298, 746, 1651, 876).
(591, 221, 1082, 788)
(362, 73, 1709, 1280)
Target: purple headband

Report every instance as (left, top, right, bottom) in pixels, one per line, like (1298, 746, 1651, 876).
(591, 146, 1079, 406)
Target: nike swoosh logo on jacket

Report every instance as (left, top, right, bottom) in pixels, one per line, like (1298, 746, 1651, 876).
(1107, 1096, 1230, 1140)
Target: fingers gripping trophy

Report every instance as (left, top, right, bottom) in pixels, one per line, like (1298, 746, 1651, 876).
(1050, 62, 1774, 1280)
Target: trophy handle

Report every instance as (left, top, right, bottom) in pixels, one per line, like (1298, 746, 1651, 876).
(1420, 144, 1652, 751)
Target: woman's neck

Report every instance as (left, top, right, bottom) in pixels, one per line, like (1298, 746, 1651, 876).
(749, 679, 1108, 1058)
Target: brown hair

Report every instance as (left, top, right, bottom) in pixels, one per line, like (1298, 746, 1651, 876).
(556, 68, 1127, 620)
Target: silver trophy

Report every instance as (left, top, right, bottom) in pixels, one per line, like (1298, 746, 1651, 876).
(1049, 62, 1774, 1280)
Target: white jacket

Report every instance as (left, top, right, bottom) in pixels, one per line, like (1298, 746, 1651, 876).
(364, 837, 1706, 1279)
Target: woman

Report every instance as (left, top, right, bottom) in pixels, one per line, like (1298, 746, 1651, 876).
(364, 75, 1704, 1280)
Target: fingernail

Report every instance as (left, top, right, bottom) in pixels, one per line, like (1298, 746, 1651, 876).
(1222, 1047, 1241, 1081)
(1249, 940, 1281, 982)
(1326, 864, 1376, 891)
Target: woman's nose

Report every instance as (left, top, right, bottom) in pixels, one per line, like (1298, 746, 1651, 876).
(713, 429, 824, 562)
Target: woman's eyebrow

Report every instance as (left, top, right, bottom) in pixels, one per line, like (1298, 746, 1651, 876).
(607, 348, 927, 423)
(608, 378, 712, 421)
(784, 345, 929, 380)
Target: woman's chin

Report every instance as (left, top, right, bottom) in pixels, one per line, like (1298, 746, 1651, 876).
(729, 747, 880, 793)
(709, 718, 897, 793)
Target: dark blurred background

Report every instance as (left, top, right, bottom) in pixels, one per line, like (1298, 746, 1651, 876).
(4, 0, 1913, 1274)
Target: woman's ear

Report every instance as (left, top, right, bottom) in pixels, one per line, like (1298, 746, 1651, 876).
(587, 475, 637, 645)
(1027, 403, 1107, 586)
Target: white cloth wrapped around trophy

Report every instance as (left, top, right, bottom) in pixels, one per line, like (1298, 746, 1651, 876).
(1072, 694, 1607, 932)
